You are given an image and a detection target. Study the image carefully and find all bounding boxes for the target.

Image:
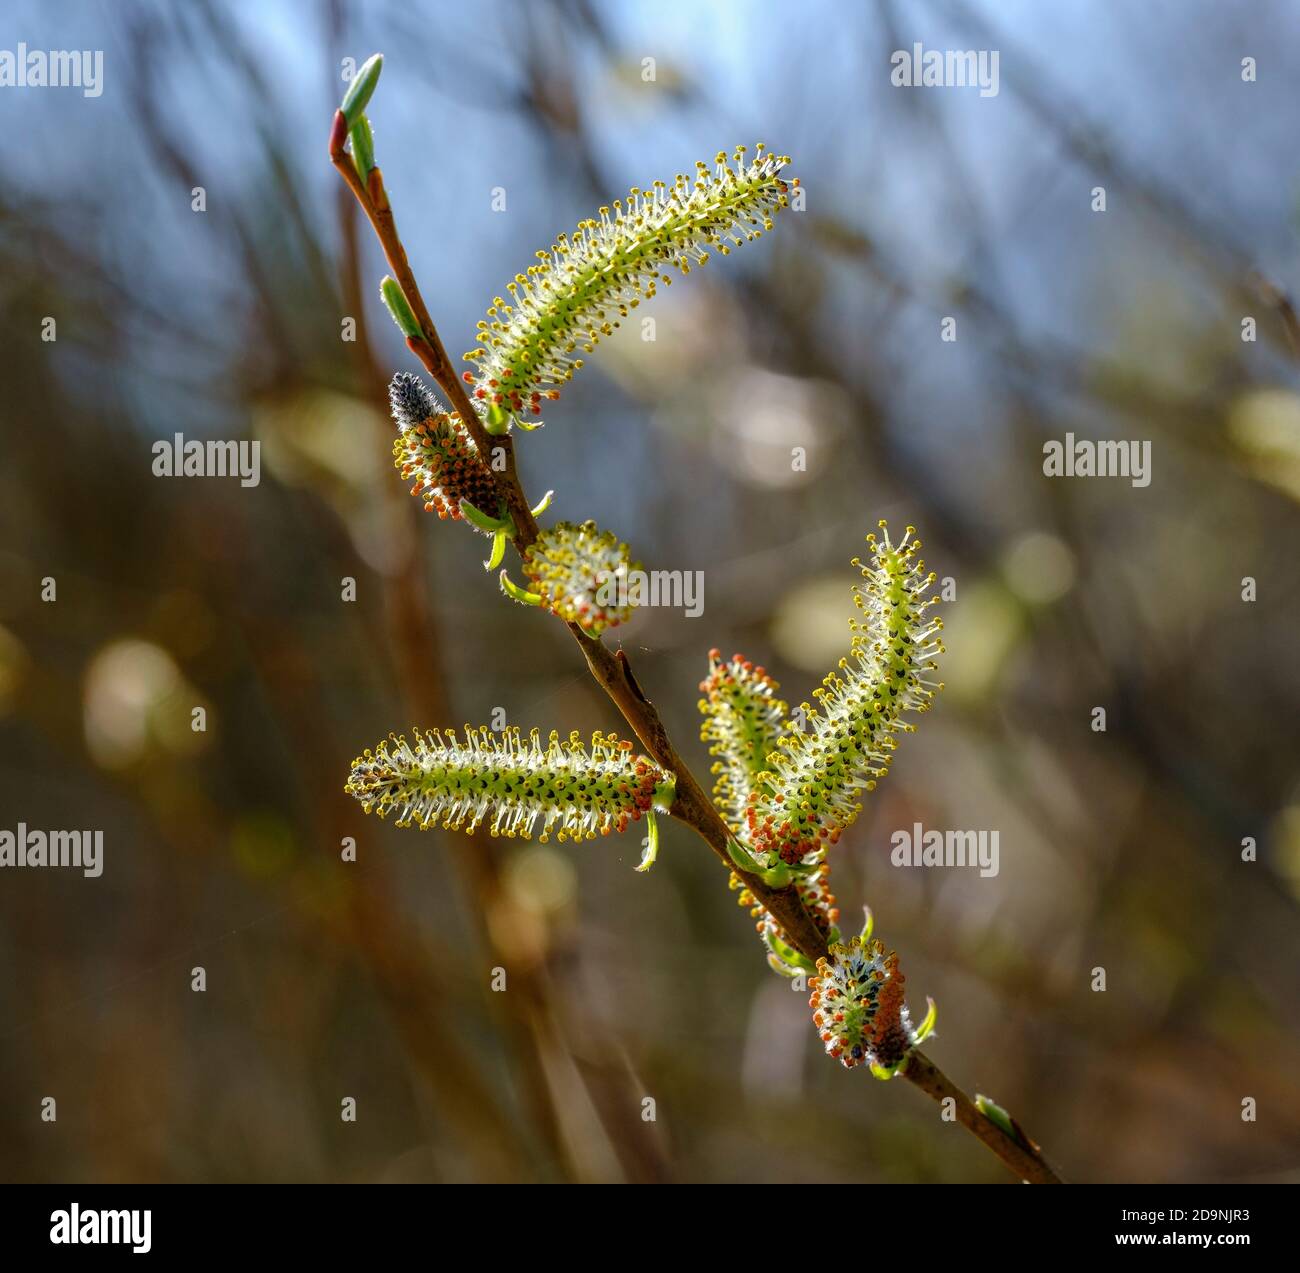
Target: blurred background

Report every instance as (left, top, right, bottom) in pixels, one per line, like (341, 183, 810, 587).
(1, 0, 1298, 1184)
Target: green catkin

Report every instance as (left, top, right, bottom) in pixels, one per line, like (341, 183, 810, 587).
(462, 145, 797, 427)
(809, 934, 936, 1076)
(746, 522, 944, 869)
(388, 372, 500, 523)
(515, 520, 642, 635)
(346, 725, 674, 843)
(698, 649, 789, 834)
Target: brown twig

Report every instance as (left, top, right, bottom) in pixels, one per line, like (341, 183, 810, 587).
(328, 113, 1065, 1185)
(1248, 270, 1300, 362)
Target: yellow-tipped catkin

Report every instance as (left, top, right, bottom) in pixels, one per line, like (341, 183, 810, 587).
(463, 146, 797, 427)
(346, 725, 674, 843)
(388, 372, 499, 521)
(519, 520, 641, 635)
(746, 523, 944, 868)
(809, 935, 934, 1074)
(698, 649, 789, 833)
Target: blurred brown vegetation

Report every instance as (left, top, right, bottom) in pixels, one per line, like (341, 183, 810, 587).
(1, 0, 1298, 1182)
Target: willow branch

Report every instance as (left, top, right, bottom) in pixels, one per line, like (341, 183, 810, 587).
(904, 1052, 1063, 1184)
(328, 111, 1064, 1186)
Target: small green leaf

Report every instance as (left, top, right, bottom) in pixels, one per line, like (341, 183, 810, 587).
(859, 905, 874, 943)
(484, 527, 509, 572)
(765, 930, 814, 971)
(350, 114, 375, 178)
(975, 1094, 1019, 1142)
(766, 952, 804, 979)
(381, 276, 420, 339)
(459, 499, 512, 533)
(499, 570, 543, 606)
(634, 809, 660, 872)
(913, 995, 938, 1044)
(341, 54, 383, 127)
(725, 837, 762, 874)
(652, 776, 677, 812)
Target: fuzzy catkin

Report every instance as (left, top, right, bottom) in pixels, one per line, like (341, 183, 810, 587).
(463, 146, 796, 426)
(746, 523, 943, 868)
(698, 649, 789, 834)
(346, 725, 672, 843)
(809, 936, 927, 1072)
(519, 520, 641, 635)
(388, 371, 499, 520)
